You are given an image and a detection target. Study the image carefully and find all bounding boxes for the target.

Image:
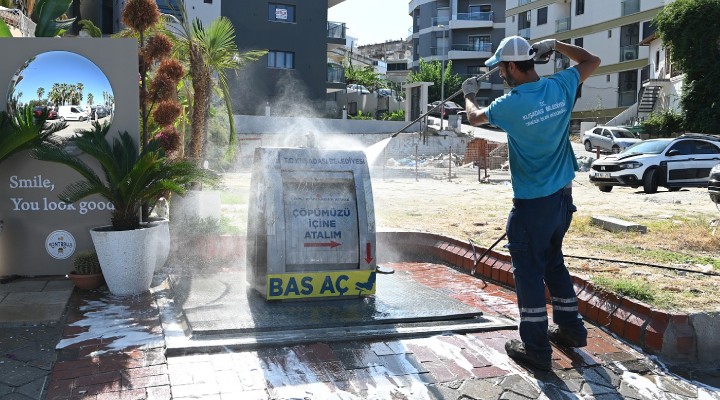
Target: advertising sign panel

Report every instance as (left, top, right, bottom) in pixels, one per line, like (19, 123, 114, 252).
(0, 38, 139, 276)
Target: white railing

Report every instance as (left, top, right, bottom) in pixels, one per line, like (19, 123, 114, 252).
(606, 102, 638, 126)
(0, 7, 35, 37)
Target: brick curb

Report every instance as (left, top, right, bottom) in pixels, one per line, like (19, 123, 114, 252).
(376, 230, 714, 364)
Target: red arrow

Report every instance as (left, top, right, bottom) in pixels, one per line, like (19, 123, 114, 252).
(304, 241, 341, 248)
(365, 242, 374, 264)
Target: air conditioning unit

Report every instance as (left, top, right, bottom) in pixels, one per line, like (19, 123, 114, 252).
(624, 50, 635, 61)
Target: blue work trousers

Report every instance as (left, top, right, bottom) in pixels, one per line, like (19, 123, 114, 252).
(505, 187, 586, 360)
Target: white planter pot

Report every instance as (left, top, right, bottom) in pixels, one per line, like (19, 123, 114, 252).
(90, 222, 161, 296)
(148, 217, 170, 270)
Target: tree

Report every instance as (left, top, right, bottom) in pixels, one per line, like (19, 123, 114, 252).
(653, 0, 720, 133)
(406, 59, 462, 104)
(165, 1, 265, 165)
(344, 63, 383, 92)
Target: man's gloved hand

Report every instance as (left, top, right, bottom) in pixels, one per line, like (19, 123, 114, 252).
(532, 39, 556, 61)
(462, 77, 481, 97)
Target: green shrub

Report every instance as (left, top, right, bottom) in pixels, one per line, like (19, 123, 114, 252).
(350, 110, 374, 120)
(640, 110, 685, 137)
(380, 109, 405, 121)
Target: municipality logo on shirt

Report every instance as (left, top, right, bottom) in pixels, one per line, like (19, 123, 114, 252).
(45, 230, 76, 259)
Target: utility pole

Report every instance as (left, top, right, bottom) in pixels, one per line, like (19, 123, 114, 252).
(439, 25, 447, 130)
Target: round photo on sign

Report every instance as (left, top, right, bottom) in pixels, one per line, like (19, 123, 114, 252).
(45, 230, 76, 260)
(6, 50, 115, 140)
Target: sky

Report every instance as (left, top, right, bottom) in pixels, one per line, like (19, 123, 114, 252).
(11, 51, 113, 107)
(328, 0, 413, 47)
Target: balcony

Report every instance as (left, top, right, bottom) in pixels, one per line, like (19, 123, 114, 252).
(518, 0, 532, 5)
(620, 44, 639, 62)
(448, 43, 493, 60)
(621, 0, 640, 16)
(327, 64, 345, 83)
(555, 17, 570, 33)
(452, 11, 494, 29)
(432, 16, 450, 27)
(326, 64, 346, 93)
(518, 28, 531, 39)
(327, 21, 346, 50)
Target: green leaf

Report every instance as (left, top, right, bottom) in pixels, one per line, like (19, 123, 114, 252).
(33, 0, 75, 37)
(0, 17, 11, 37)
(79, 19, 102, 38)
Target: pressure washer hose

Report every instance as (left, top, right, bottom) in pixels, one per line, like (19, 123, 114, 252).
(390, 66, 500, 138)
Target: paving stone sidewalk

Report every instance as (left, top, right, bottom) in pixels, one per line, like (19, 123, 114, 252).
(39, 262, 720, 400)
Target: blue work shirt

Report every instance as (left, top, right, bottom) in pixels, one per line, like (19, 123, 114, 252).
(486, 67, 580, 199)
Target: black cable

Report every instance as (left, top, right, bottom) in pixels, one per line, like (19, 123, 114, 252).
(564, 254, 720, 276)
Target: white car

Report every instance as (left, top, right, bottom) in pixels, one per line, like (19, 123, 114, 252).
(583, 126, 641, 153)
(588, 133, 720, 193)
(346, 84, 370, 94)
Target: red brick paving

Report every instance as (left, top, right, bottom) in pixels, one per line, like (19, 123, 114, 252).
(46, 254, 667, 399)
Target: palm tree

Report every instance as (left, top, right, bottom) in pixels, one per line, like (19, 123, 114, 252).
(76, 82, 84, 104)
(165, 1, 266, 164)
(0, 105, 66, 164)
(37, 87, 45, 102)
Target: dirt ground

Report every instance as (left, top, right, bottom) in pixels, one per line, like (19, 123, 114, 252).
(368, 165, 720, 313)
(220, 164, 720, 313)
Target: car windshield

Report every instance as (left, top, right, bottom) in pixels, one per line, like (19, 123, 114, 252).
(611, 129, 635, 139)
(622, 139, 671, 154)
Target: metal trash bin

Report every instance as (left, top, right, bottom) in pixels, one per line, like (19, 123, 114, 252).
(246, 147, 377, 300)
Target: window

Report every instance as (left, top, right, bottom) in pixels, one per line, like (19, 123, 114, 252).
(267, 51, 295, 69)
(469, 35, 491, 51)
(694, 141, 720, 155)
(608, 30, 612, 38)
(537, 7, 548, 25)
(518, 11, 530, 31)
(574, 37, 583, 48)
(204, 0, 212, 3)
(576, 0, 585, 15)
(669, 141, 692, 156)
(268, 3, 296, 23)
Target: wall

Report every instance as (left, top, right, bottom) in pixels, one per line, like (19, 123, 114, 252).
(231, 115, 471, 169)
(0, 38, 139, 277)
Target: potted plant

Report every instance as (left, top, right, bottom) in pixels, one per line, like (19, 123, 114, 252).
(32, 122, 218, 295)
(68, 250, 104, 290)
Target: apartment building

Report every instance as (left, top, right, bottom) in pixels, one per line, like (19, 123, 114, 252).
(408, 0, 508, 107)
(503, 0, 667, 126)
(72, 0, 347, 117)
(357, 39, 413, 86)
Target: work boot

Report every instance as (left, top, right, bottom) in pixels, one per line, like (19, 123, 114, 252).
(548, 325, 587, 348)
(504, 339, 552, 372)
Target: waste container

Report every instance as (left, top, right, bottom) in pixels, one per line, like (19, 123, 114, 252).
(246, 147, 377, 300)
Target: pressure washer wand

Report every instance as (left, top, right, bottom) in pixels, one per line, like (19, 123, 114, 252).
(389, 66, 499, 138)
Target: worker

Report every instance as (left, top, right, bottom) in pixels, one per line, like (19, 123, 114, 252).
(462, 36, 601, 371)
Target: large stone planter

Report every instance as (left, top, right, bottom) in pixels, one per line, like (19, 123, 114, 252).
(90, 222, 161, 296)
(169, 190, 221, 225)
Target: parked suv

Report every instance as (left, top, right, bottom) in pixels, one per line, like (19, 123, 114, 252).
(709, 163, 720, 204)
(588, 133, 720, 193)
(582, 125, 641, 153)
